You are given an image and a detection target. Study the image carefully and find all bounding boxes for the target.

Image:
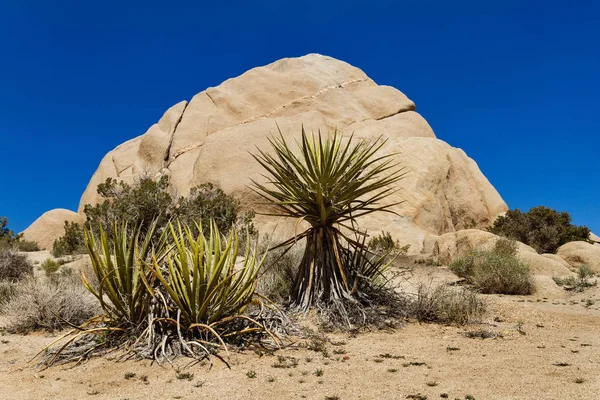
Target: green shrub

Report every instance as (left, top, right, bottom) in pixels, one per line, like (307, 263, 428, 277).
(15, 240, 40, 252)
(176, 182, 255, 237)
(83, 175, 173, 239)
(449, 239, 534, 295)
(488, 206, 591, 254)
(0, 217, 39, 252)
(553, 265, 597, 292)
(57, 176, 254, 255)
(0, 249, 33, 282)
(41, 258, 61, 276)
(52, 221, 86, 257)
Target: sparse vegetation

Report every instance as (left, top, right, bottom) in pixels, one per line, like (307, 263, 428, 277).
(411, 284, 486, 325)
(2, 275, 99, 332)
(553, 265, 597, 292)
(246, 370, 257, 379)
(52, 221, 86, 257)
(176, 372, 194, 381)
(0, 217, 39, 252)
(449, 238, 534, 295)
(488, 206, 591, 253)
(41, 258, 61, 276)
(256, 242, 301, 304)
(0, 249, 33, 282)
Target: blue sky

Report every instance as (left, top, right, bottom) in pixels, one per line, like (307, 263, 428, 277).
(1, 1, 598, 234)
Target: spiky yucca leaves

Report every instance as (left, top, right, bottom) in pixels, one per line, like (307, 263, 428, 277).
(82, 220, 166, 327)
(252, 128, 405, 309)
(146, 221, 273, 358)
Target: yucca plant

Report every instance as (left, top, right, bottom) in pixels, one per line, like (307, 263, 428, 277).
(251, 127, 405, 309)
(145, 221, 272, 357)
(82, 220, 167, 327)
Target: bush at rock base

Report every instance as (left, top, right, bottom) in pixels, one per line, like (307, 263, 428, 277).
(450, 238, 534, 295)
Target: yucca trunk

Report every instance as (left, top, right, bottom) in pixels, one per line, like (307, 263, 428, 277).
(292, 227, 354, 309)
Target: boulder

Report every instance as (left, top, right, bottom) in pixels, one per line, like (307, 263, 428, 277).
(556, 241, 600, 272)
(21, 209, 84, 250)
(34, 54, 508, 251)
(590, 232, 600, 246)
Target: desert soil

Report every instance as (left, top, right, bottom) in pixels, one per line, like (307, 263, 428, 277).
(2, 264, 600, 400)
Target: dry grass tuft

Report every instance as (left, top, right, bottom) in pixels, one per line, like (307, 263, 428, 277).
(411, 283, 487, 325)
(2, 276, 100, 332)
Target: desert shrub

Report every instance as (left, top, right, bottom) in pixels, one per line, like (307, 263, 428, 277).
(488, 206, 591, 253)
(410, 284, 486, 325)
(0, 281, 17, 307)
(41, 258, 61, 276)
(53, 176, 254, 256)
(553, 265, 597, 292)
(176, 182, 255, 237)
(0, 249, 33, 282)
(52, 221, 86, 257)
(368, 232, 398, 252)
(2, 276, 100, 332)
(15, 240, 40, 252)
(257, 243, 302, 304)
(449, 239, 533, 295)
(83, 175, 173, 240)
(0, 216, 39, 252)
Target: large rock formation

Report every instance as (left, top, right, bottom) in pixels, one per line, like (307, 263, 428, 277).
(21, 209, 84, 250)
(72, 54, 506, 251)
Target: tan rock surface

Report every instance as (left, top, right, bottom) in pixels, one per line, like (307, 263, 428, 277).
(70, 54, 507, 251)
(556, 241, 600, 272)
(590, 232, 600, 246)
(21, 209, 84, 250)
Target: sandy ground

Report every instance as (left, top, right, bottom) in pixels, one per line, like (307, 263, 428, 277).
(2, 262, 600, 400)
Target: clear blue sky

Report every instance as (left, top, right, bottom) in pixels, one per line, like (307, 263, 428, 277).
(1, 1, 598, 234)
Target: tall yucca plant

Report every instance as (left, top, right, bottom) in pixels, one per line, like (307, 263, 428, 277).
(251, 127, 405, 309)
(82, 220, 166, 326)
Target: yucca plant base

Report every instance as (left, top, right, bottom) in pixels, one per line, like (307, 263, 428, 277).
(292, 228, 355, 309)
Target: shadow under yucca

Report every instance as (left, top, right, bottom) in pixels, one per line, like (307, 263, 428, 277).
(251, 127, 406, 311)
(35, 220, 282, 367)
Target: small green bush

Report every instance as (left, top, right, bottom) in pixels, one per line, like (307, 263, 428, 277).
(41, 258, 61, 276)
(15, 240, 40, 252)
(0, 249, 33, 282)
(0, 217, 39, 252)
(488, 206, 591, 253)
(449, 239, 534, 295)
(553, 265, 597, 292)
(52, 221, 86, 257)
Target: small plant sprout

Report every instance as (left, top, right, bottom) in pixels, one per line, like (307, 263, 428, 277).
(246, 370, 257, 379)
